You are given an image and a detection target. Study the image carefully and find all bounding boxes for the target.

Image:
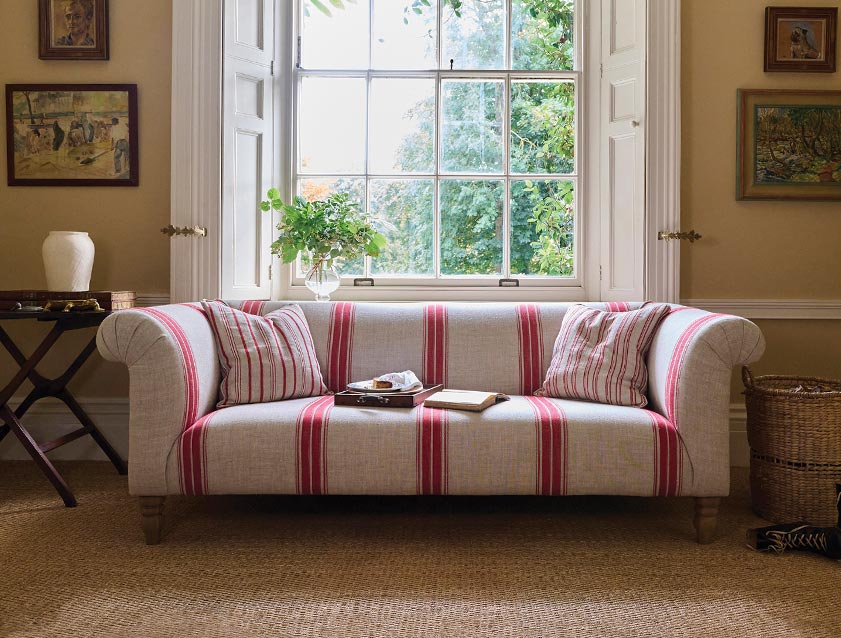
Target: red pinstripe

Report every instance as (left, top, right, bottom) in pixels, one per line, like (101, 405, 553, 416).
(605, 302, 631, 312)
(664, 314, 723, 424)
(241, 300, 267, 315)
(180, 411, 215, 495)
(327, 302, 356, 393)
(416, 405, 449, 495)
(295, 396, 335, 495)
(516, 304, 543, 395)
(422, 304, 448, 386)
(136, 308, 199, 430)
(646, 410, 680, 496)
(525, 396, 567, 495)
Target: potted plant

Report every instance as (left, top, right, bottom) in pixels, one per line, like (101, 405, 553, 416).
(260, 188, 387, 301)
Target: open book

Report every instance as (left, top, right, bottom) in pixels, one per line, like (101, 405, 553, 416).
(423, 389, 510, 412)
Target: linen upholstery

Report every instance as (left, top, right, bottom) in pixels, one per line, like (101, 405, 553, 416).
(201, 300, 326, 407)
(539, 303, 671, 407)
(97, 301, 765, 498)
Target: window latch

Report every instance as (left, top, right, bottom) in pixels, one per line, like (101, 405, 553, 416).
(353, 277, 375, 287)
(498, 278, 520, 287)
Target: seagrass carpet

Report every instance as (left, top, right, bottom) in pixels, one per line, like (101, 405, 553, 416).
(0, 462, 838, 638)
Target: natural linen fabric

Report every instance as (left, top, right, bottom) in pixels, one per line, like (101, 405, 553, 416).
(201, 300, 326, 408)
(539, 303, 671, 408)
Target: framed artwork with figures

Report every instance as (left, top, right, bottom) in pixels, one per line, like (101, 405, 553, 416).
(39, 0, 109, 60)
(764, 7, 837, 72)
(6, 84, 138, 187)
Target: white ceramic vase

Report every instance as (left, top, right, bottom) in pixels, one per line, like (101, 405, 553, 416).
(42, 231, 95, 292)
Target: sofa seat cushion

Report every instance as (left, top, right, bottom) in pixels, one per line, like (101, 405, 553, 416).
(168, 396, 689, 498)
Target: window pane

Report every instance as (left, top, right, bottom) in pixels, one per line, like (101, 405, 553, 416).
(510, 81, 574, 174)
(301, 0, 369, 69)
(299, 78, 366, 174)
(442, 0, 505, 70)
(369, 79, 435, 174)
(441, 80, 504, 174)
(297, 177, 366, 276)
(440, 180, 503, 275)
(510, 180, 574, 276)
(512, 0, 575, 70)
(372, 0, 437, 69)
(369, 179, 434, 276)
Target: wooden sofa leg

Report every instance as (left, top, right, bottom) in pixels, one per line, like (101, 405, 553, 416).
(694, 497, 720, 544)
(139, 496, 165, 545)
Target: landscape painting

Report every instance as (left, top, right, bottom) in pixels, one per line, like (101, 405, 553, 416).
(737, 89, 841, 201)
(6, 84, 137, 186)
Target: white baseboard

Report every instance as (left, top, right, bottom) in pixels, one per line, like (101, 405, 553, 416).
(1, 398, 752, 466)
(0, 398, 129, 461)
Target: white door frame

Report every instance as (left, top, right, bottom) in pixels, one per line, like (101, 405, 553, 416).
(170, 0, 681, 303)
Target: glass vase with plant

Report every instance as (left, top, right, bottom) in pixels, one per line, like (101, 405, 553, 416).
(260, 188, 387, 301)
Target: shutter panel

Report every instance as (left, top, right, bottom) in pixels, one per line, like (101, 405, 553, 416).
(599, 0, 646, 302)
(221, 0, 275, 300)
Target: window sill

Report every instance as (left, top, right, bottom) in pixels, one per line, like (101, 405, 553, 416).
(275, 284, 593, 303)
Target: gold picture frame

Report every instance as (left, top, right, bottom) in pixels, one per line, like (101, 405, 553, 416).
(736, 89, 841, 201)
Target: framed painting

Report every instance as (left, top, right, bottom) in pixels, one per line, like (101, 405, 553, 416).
(764, 7, 837, 72)
(6, 84, 138, 187)
(39, 0, 109, 60)
(737, 89, 841, 201)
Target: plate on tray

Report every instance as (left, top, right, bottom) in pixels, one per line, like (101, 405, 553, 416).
(346, 380, 420, 394)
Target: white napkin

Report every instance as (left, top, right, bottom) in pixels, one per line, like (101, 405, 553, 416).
(375, 370, 422, 392)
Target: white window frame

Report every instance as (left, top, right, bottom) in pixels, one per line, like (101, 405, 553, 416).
(169, 0, 681, 304)
(289, 2, 584, 292)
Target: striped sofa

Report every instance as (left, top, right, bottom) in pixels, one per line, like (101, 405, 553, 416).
(96, 301, 765, 545)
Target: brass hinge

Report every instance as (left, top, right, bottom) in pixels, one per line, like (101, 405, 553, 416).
(658, 230, 702, 243)
(160, 224, 207, 238)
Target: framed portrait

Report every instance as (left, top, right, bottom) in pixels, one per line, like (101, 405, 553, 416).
(764, 7, 837, 72)
(39, 0, 109, 60)
(6, 84, 138, 187)
(736, 89, 841, 201)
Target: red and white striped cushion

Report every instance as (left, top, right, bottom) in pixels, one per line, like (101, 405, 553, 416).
(539, 303, 670, 408)
(201, 300, 327, 408)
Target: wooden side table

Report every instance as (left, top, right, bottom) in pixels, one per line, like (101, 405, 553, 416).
(0, 310, 127, 507)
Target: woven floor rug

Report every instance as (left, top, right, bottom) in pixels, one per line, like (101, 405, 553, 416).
(0, 462, 838, 638)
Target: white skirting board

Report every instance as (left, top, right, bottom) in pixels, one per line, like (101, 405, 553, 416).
(0, 398, 753, 467)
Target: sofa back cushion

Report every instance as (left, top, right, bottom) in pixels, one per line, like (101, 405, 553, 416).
(226, 301, 644, 396)
(537, 303, 671, 407)
(202, 300, 327, 407)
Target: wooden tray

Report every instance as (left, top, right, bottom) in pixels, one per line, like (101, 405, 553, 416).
(334, 384, 443, 408)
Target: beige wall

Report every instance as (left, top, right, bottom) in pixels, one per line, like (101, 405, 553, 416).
(682, 0, 841, 397)
(0, 0, 171, 397)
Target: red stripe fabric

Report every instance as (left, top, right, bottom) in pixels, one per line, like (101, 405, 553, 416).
(136, 308, 199, 430)
(422, 304, 448, 386)
(605, 302, 631, 312)
(664, 314, 722, 424)
(646, 410, 681, 496)
(525, 396, 567, 495)
(295, 395, 335, 495)
(541, 304, 671, 407)
(202, 301, 326, 407)
(516, 304, 543, 395)
(179, 411, 215, 495)
(241, 300, 267, 316)
(327, 302, 356, 393)
(416, 405, 449, 495)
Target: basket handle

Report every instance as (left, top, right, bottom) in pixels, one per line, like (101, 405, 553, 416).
(742, 366, 754, 389)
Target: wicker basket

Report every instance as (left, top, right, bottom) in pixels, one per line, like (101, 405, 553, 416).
(743, 367, 841, 526)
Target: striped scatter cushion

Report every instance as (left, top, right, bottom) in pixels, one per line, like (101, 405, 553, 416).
(201, 300, 327, 408)
(539, 303, 671, 408)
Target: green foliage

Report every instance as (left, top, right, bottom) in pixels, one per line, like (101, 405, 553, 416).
(261, 190, 386, 268)
(304, 0, 356, 18)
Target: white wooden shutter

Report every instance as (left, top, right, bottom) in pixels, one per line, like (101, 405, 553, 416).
(599, 0, 646, 301)
(221, 0, 275, 300)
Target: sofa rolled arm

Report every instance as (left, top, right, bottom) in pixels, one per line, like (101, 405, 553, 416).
(646, 306, 765, 496)
(97, 304, 220, 495)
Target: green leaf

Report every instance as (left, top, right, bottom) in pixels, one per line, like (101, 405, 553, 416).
(328, 0, 343, 8)
(309, 0, 332, 17)
(272, 199, 283, 210)
(267, 187, 280, 200)
(281, 245, 299, 263)
(259, 201, 271, 212)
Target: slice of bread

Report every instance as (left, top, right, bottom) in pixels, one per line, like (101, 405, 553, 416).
(372, 377, 393, 389)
